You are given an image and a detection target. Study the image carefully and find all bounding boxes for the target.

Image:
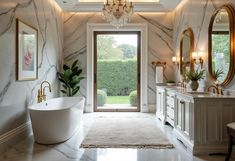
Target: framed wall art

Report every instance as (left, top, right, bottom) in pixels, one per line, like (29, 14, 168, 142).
(16, 18, 38, 80)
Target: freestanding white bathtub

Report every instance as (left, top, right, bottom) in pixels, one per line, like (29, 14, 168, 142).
(28, 97, 85, 144)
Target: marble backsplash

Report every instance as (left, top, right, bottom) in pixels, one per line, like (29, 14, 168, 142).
(63, 12, 175, 107)
(173, 0, 235, 91)
(0, 0, 63, 137)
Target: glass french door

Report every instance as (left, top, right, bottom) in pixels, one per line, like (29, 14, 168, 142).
(94, 31, 140, 112)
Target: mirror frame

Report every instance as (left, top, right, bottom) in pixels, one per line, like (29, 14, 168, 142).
(180, 28, 194, 76)
(208, 4, 235, 86)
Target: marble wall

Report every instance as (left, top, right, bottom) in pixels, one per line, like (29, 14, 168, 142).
(0, 0, 63, 138)
(173, 0, 235, 91)
(3, 0, 235, 147)
(63, 12, 175, 108)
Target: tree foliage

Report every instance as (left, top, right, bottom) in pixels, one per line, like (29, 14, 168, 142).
(118, 44, 137, 59)
(212, 34, 230, 82)
(97, 35, 123, 59)
(212, 34, 229, 63)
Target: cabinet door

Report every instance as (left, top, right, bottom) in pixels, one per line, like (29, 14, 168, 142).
(166, 91, 175, 127)
(175, 96, 191, 138)
(156, 88, 165, 122)
(176, 98, 183, 130)
(157, 91, 162, 114)
(183, 100, 190, 137)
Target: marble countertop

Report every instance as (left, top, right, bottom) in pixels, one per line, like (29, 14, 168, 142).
(156, 85, 235, 99)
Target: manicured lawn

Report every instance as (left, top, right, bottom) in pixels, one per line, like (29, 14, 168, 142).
(106, 96, 129, 104)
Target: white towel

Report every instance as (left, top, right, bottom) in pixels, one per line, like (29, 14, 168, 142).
(156, 66, 163, 83)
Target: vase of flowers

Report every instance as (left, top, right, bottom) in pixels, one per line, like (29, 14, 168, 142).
(185, 69, 205, 91)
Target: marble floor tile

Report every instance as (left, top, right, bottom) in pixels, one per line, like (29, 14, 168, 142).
(0, 113, 234, 161)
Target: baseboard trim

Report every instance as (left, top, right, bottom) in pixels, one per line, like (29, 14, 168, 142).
(0, 121, 32, 153)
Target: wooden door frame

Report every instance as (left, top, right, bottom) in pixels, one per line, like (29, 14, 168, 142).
(94, 31, 141, 112)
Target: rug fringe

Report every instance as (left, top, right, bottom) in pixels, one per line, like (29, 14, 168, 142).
(80, 144, 175, 149)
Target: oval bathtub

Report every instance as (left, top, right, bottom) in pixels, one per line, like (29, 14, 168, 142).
(28, 97, 85, 144)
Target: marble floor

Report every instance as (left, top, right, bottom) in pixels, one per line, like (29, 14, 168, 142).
(0, 112, 234, 161)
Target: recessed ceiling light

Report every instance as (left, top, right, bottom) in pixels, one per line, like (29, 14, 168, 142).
(63, 1, 67, 3)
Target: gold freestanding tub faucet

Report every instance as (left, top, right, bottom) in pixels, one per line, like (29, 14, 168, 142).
(37, 81, 51, 103)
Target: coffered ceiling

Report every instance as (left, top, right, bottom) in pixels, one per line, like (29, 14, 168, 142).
(55, 0, 182, 12)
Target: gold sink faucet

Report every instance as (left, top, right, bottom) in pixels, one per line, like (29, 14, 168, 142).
(37, 81, 51, 103)
(207, 84, 223, 95)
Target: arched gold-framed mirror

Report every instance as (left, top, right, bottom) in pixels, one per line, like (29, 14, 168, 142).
(208, 4, 235, 86)
(180, 28, 194, 76)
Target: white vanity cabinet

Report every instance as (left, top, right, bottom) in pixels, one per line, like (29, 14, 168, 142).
(156, 86, 166, 123)
(165, 90, 175, 127)
(174, 92, 235, 154)
(156, 85, 235, 155)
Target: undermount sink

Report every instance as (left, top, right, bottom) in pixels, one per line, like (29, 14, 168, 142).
(187, 91, 212, 95)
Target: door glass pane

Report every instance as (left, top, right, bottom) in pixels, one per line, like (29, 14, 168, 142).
(96, 33, 138, 111)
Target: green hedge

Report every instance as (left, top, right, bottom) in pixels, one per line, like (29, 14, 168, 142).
(97, 59, 137, 96)
(129, 90, 137, 106)
(97, 89, 107, 106)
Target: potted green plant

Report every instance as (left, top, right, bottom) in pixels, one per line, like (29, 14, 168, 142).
(57, 60, 85, 96)
(211, 68, 224, 84)
(185, 69, 205, 91)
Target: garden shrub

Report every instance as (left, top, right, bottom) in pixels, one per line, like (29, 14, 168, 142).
(129, 90, 137, 106)
(97, 59, 137, 96)
(97, 89, 107, 106)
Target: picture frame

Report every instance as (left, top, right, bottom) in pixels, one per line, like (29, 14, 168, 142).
(16, 18, 38, 81)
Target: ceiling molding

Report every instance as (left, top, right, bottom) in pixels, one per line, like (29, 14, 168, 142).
(55, 0, 182, 12)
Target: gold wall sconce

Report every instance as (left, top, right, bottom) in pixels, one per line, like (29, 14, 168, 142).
(192, 51, 204, 68)
(152, 61, 166, 68)
(172, 56, 179, 66)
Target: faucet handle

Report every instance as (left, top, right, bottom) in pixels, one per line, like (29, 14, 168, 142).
(42, 88, 46, 101)
(37, 89, 42, 103)
(219, 86, 224, 95)
(220, 89, 224, 95)
(37, 89, 41, 97)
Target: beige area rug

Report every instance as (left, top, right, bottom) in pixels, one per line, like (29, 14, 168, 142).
(80, 117, 174, 149)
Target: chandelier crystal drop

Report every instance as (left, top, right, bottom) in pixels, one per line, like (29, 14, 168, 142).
(102, 0, 134, 28)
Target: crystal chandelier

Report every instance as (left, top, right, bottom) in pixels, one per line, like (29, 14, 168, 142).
(102, 0, 134, 28)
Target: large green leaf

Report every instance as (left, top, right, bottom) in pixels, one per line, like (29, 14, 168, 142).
(63, 64, 70, 71)
(72, 66, 79, 74)
(58, 78, 67, 85)
(60, 90, 67, 94)
(62, 84, 67, 89)
(72, 86, 80, 96)
(71, 60, 78, 69)
(57, 72, 65, 80)
(78, 76, 85, 81)
(72, 75, 79, 82)
(76, 69, 82, 76)
(64, 69, 73, 80)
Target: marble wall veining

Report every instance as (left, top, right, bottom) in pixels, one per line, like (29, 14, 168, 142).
(173, 0, 235, 91)
(0, 0, 63, 140)
(63, 12, 175, 108)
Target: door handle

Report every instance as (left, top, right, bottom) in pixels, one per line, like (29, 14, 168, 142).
(94, 73, 96, 84)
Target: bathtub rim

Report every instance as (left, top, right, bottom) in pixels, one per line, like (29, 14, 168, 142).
(28, 97, 85, 111)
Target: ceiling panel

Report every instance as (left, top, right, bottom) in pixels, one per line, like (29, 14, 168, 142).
(78, 0, 159, 2)
(55, 0, 182, 12)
